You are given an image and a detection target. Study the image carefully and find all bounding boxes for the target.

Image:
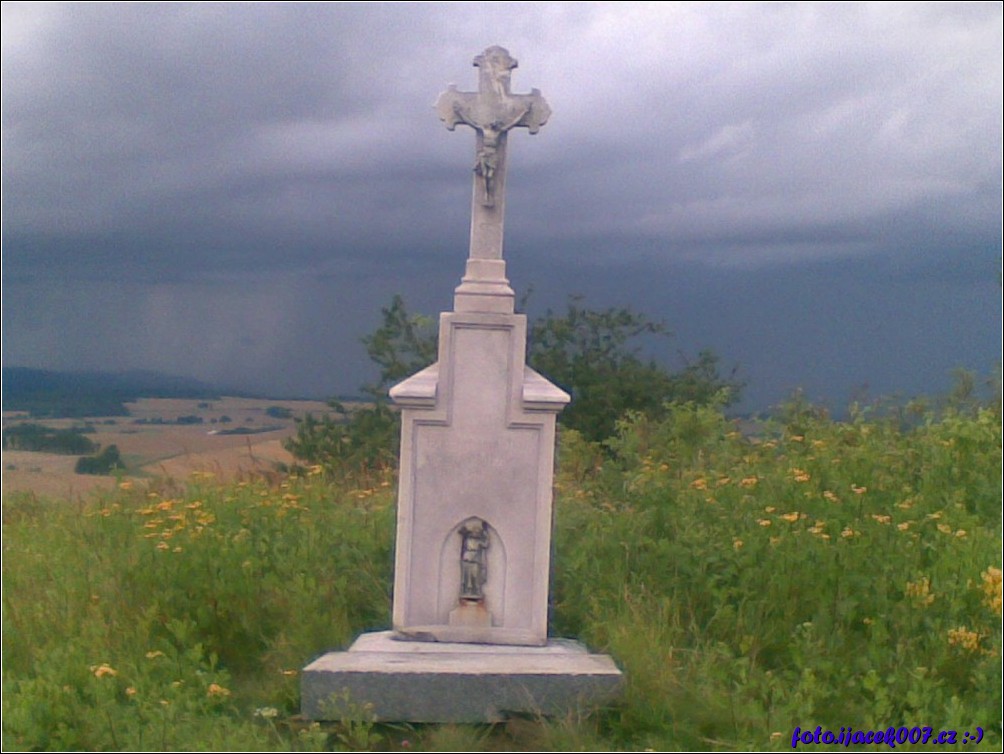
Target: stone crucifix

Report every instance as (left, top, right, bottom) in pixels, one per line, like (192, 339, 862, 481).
(436, 46, 550, 263)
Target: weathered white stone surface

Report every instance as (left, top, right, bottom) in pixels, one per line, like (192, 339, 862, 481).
(301, 632, 623, 723)
(386, 45, 570, 649)
(436, 46, 550, 313)
(389, 308, 569, 646)
(301, 46, 623, 722)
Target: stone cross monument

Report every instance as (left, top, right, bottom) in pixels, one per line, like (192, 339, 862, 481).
(302, 47, 621, 722)
(435, 45, 551, 313)
(388, 45, 568, 646)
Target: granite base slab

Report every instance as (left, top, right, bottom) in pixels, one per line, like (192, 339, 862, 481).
(301, 631, 623, 723)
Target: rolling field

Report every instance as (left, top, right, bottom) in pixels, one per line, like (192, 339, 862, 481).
(2, 397, 341, 496)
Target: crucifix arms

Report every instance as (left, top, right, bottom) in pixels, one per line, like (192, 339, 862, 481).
(436, 46, 550, 207)
(436, 46, 551, 136)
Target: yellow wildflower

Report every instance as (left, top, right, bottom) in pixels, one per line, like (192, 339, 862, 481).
(851, 484, 867, 495)
(982, 567, 1002, 615)
(207, 683, 231, 697)
(822, 490, 839, 503)
(764, 506, 776, 513)
(758, 519, 772, 527)
(840, 527, 857, 538)
(897, 522, 911, 531)
(125, 687, 137, 697)
(156, 541, 169, 551)
(733, 538, 744, 551)
(91, 664, 117, 678)
(690, 478, 708, 490)
(792, 469, 810, 483)
(947, 626, 980, 653)
(780, 512, 799, 523)
(906, 577, 935, 606)
(145, 650, 165, 659)
(936, 523, 952, 535)
(740, 476, 759, 488)
(871, 514, 891, 525)
(118, 481, 133, 491)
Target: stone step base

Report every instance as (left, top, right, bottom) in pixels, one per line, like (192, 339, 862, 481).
(301, 631, 623, 723)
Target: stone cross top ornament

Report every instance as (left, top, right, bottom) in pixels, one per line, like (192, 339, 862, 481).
(436, 46, 551, 314)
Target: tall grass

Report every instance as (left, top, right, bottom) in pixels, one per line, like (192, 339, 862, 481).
(3, 401, 1000, 751)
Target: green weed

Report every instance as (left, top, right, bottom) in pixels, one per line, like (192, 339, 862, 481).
(3, 401, 1000, 750)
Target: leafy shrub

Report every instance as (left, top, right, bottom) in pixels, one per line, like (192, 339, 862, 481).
(529, 298, 743, 441)
(286, 295, 742, 476)
(3, 423, 97, 454)
(74, 445, 123, 475)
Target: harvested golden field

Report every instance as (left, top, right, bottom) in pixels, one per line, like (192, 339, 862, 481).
(2, 396, 342, 497)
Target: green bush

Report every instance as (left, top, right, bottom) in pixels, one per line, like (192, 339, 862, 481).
(74, 445, 123, 475)
(286, 295, 742, 477)
(528, 299, 743, 441)
(3, 423, 97, 454)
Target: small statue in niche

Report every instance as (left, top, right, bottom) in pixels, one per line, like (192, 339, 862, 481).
(458, 519, 489, 601)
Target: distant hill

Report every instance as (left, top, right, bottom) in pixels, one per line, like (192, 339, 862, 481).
(2, 368, 221, 418)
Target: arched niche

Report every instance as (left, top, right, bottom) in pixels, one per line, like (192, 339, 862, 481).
(436, 516, 507, 625)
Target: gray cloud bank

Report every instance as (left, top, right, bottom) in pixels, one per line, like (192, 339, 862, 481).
(3, 3, 1001, 410)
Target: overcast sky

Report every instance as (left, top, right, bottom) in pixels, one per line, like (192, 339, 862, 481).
(3, 2, 1001, 412)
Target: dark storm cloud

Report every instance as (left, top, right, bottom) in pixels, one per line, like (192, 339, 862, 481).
(3, 2, 1000, 405)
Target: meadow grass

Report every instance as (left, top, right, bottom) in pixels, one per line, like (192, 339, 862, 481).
(3, 401, 1000, 751)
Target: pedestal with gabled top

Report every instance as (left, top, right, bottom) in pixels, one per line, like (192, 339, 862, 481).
(302, 46, 622, 723)
(389, 300, 569, 646)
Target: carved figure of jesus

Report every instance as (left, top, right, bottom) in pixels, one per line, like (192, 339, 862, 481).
(436, 46, 550, 259)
